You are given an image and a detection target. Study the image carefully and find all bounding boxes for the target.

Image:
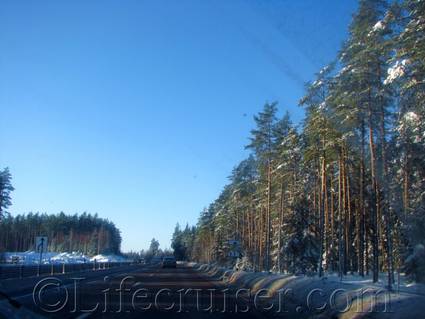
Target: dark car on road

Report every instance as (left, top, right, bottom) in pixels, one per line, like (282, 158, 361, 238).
(161, 256, 177, 268)
(150, 256, 163, 265)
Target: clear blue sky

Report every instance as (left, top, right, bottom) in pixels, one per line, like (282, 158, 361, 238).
(0, 0, 357, 252)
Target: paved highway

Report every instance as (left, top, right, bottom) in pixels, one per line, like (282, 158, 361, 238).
(0, 263, 268, 319)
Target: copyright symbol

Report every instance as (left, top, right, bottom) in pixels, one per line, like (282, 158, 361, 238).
(32, 277, 69, 312)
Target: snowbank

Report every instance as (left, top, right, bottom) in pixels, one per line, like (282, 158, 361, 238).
(50, 252, 90, 264)
(2, 251, 63, 264)
(193, 263, 425, 317)
(1, 251, 127, 264)
(89, 254, 128, 263)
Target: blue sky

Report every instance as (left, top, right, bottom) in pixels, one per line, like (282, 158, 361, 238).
(0, 0, 357, 252)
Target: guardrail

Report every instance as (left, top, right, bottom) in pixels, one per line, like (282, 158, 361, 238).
(0, 261, 133, 280)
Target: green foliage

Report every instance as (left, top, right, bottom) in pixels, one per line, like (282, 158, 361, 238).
(174, 0, 425, 283)
(0, 167, 14, 218)
(284, 197, 319, 274)
(171, 223, 195, 260)
(0, 212, 121, 254)
(149, 238, 160, 255)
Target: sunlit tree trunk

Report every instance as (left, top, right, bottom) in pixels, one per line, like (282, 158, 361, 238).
(368, 95, 379, 283)
(319, 155, 326, 277)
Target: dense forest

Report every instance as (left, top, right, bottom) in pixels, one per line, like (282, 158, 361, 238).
(0, 212, 122, 255)
(0, 168, 122, 255)
(172, 0, 425, 285)
(171, 224, 196, 261)
(124, 238, 174, 262)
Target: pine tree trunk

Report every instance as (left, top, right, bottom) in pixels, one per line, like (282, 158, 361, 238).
(342, 146, 348, 274)
(330, 164, 335, 272)
(278, 178, 285, 273)
(265, 161, 272, 271)
(324, 162, 329, 270)
(338, 153, 344, 279)
(358, 120, 366, 276)
(378, 100, 394, 288)
(368, 97, 379, 283)
(403, 151, 409, 217)
(319, 155, 326, 277)
(346, 163, 353, 272)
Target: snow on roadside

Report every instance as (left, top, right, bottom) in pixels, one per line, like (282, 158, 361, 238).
(50, 252, 89, 264)
(1, 251, 127, 264)
(194, 262, 425, 317)
(89, 254, 128, 263)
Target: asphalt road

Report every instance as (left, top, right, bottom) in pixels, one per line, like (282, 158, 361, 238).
(0, 264, 269, 319)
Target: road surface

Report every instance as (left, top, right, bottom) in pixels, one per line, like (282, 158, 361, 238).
(0, 263, 270, 319)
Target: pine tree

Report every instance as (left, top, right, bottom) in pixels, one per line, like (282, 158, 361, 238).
(0, 168, 14, 219)
(389, 0, 425, 282)
(176, 0, 425, 285)
(246, 102, 278, 271)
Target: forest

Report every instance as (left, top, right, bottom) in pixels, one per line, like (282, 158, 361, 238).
(172, 0, 425, 286)
(0, 212, 122, 255)
(0, 168, 122, 255)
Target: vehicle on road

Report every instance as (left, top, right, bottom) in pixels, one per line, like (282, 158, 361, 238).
(161, 256, 176, 268)
(150, 256, 163, 265)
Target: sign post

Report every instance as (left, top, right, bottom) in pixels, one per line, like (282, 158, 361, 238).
(227, 239, 241, 258)
(35, 236, 48, 265)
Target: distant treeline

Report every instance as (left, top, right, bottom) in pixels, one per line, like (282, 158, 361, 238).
(0, 212, 122, 255)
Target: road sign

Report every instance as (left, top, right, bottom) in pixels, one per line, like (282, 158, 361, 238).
(227, 239, 241, 258)
(228, 251, 240, 258)
(35, 236, 48, 253)
(227, 240, 240, 246)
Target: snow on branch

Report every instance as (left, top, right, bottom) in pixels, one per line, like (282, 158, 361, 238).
(384, 59, 410, 85)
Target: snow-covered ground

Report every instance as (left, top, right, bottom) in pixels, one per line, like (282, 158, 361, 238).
(192, 262, 425, 318)
(89, 254, 128, 263)
(0, 251, 128, 264)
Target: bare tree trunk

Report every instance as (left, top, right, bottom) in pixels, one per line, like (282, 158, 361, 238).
(359, 119, 366, 276)
(347, 163, 353, 272)
(368, 98, 379, 283)
(330, 164, 335, 271)
(265, 162, 272, 271)
(342, 146, 348, 274)
(403, 154, 409, 217)
(379, 101, 394, 289)
(338, 153, 344, 279)
(319, 155, 326, 277)
(278, 178, 285, 272)
(324, 162, 329, 271)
